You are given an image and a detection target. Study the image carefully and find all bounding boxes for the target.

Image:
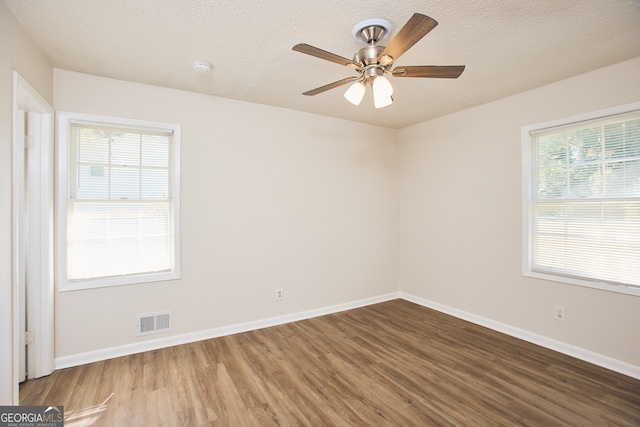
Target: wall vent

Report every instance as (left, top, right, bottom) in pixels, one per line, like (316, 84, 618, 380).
(137, 311, 172, 336)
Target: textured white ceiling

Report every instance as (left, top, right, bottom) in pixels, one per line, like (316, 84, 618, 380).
(5, 0, 640, 128)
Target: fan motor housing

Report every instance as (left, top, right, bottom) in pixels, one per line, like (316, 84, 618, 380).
(354, 45, 384, 66)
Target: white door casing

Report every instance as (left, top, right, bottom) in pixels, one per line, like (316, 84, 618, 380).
(16, 110, 26, 384)
(12, 71, 54, 403)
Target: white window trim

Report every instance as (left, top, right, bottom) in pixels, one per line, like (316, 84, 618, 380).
(57, 111, 181, 291)
(521, 101, 640, 297)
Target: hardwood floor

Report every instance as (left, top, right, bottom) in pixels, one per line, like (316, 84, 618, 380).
(20, 299, 640, 426)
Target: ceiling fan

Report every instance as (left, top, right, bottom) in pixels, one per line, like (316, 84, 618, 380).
(292, 13, 465, 108)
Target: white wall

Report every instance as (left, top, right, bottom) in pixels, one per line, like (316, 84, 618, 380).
(0, 1, 52, 404)
(53, 69, 398, 359)
(398, 57, 640, 367)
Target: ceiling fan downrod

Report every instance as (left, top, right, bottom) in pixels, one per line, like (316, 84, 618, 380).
(351, 19, 395, 79)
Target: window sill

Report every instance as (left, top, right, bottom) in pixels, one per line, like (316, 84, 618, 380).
(523, 270, 640, 297)
(59, 270, 180, 292)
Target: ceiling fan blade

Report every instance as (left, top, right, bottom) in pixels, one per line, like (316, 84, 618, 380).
(302, 76, 359, 96)
(378, 13, 438, 64)
(293, 43, 361, 69)
(392, 65, 465, 78)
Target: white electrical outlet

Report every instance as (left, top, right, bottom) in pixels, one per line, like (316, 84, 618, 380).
(276, 288, 284, 300)
(554, 305, 566, 321)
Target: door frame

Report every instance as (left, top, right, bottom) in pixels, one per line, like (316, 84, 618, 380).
(12, 71, 54, 403)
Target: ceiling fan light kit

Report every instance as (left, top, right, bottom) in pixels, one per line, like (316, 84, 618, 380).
(293, 13, 465, 109)
(344, 81, 366, 105)
(372, 75, 393, 108)
(374, 92, 393, 109)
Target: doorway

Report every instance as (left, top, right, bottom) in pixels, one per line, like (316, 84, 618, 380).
(12, 71, 54, 404)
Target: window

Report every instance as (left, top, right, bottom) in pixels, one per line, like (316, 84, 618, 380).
(58, 112, 180, 290)
(522, 103, 640, 296)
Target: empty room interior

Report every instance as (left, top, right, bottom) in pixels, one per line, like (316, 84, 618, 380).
(1, 0, 640, 425)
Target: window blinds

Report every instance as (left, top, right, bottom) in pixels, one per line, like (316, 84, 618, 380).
(529, 111, 640, 287)
(67, 122, 175, 281)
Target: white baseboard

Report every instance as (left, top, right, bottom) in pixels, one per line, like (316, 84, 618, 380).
(400, 292, 640, 380)
(55, 292, 400, 370)
(56, 290, 640, 381)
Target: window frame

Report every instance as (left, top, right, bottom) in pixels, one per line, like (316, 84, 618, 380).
(521, 101, 640, 297)
(57, 111, 181, 291)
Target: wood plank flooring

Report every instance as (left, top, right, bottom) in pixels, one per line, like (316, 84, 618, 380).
(20, 299, 640, 426)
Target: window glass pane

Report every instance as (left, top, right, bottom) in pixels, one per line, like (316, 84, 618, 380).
(141, 169, 170, 199)
(605, 159, 640, 196)
(76, 165, 109, 199)
(110, 166, 140, 199)
(111, 133, 141, 166)
(142, 135, 170, 167)
(605, 118, 640, 158)
(568, 163, 600, 198)
(77, 131, 109, 164)
(67, 201, 173, 280)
